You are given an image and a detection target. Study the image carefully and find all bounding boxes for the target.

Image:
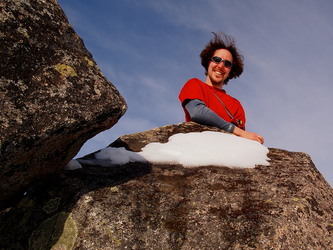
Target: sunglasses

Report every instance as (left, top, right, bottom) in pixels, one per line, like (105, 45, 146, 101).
(211, 56, 233, 68)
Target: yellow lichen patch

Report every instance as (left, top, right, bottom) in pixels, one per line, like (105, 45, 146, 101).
(43, 197, 61, 214)
(110, 186, 119, 193)
(83, 56, 105, 76)
(51, 213, 78, 250)
(17, 197, 34, 208)
(54, 64, 77, 77)
(84, 56, 95, 67)
(105, 226, 122, 246)
(29, 212, 78, 250)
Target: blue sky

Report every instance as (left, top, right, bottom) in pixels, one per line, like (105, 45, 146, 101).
(58, 0, 333, 186)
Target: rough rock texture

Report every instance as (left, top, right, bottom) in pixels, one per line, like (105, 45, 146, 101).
(0, 0, 127, 207)
(0, 123, 332, 249)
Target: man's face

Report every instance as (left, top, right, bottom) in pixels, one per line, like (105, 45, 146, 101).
(206, 49, 233, 88)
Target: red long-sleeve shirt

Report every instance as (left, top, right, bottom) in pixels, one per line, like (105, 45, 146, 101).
(179, 78, 246, 129)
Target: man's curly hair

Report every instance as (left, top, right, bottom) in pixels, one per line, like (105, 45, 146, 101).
(200, 32, 244, 84)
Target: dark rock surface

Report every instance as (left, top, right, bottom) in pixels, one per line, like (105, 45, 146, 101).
(0, 0, 126, 207)
(0, 123, 332, 249)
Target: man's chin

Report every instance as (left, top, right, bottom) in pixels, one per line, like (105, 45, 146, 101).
(211, 82, 224, 88)
(212, 77, 224, 84)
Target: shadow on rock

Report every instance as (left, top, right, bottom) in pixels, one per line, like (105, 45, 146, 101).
(0, 162, 152, 249)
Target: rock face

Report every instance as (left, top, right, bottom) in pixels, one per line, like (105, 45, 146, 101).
(0, 123, 332, 249)
(0, 0, 127, 207)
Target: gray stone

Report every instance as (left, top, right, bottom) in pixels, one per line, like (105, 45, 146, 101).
(0, 123, 332, 249)
(0, 0, 127, 207)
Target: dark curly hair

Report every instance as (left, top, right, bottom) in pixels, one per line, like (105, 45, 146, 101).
(200, 32, 244, 84)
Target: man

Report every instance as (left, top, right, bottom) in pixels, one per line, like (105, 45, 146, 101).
(179, 32, 264, 144)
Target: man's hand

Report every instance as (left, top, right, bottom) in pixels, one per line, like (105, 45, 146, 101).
(233, 126, 264, 144)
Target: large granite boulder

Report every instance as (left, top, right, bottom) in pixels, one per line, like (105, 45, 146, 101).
(0, 123, 332, 249)
(0, 0, 126, 207)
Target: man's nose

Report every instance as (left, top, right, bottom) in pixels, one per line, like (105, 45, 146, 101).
(217, 61, 227, 69)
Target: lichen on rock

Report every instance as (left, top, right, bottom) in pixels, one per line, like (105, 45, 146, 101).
(29, 212, 77, 250)
(54, 63, 77, 78)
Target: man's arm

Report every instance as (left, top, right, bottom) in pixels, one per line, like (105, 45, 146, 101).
(184, 99, 264, 144)
(184, 99, 235, 133)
